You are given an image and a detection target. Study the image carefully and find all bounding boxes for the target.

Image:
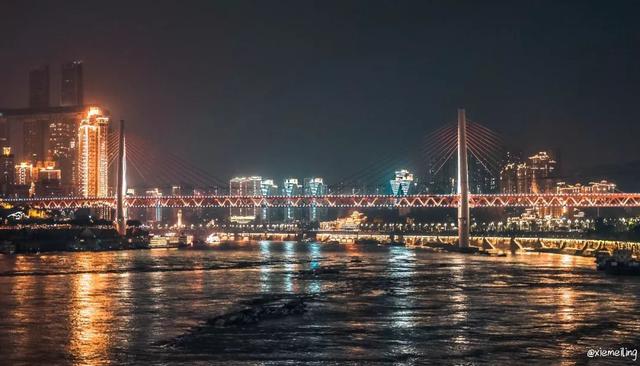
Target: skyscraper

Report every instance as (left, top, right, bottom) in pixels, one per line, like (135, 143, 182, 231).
(29, 65, 50, 108)
(499, 151, 557, 194)
(23, 119, 48, 162)
(499, 163, 519, 194)
(77, 107, 109, 197)
(260, 179, 279, 222)
(14, 162, 34, 185)
(145, 188, 163, 223)
(390, 169, 414, 195)
(283, 178, 301, 222)
(303, 177, 327, 222)
(229, 176, 262, 223)
(0, 147, 14, 196)
(0, 105, 101, 193)
(527, 151, 557, 193)
(60, 61, 84, 106)
(48, 119, 77, 189)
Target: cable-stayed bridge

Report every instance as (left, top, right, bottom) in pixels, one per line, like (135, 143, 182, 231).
(4, 110, 640, 222)
(5, 192, 640, 210)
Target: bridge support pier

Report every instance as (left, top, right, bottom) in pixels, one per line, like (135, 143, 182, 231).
(457, 108, 470, 248)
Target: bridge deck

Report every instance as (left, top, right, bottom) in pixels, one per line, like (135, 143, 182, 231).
(2, 193, 640, 209)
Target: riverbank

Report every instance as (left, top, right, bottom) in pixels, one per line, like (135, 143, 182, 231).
(0, 226, 149, 253)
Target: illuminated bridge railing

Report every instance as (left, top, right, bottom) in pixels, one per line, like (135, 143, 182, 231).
(3, 193, 640, 209)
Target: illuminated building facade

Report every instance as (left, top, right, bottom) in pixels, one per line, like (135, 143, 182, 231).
(260, 179, 278, 195)
(15, 162, 33, 185)
(77, 107, 109, 197)
(554, 180, 617, 218)
(426, 157, 456, 194)
(556, 180, 616, 194)
(145, 188, 163, 223)
(500, 151, 558, 194)
(260, 179, 279, 222)
(13, 160, 61, 197)
(526, 151, 557, 193)
(229, 176, 262, 223)
(0, 147, 14, 196)
(304, 177, 327, 222)
(0, 64, 91, 195)
(284, 178, 301, 222)
(469, 157, 498, 193)
(0, 105, 103, 194)
(390, 169, 414, 196)
(320, 211, 366, 231)
(499, 163, 518, 194)
(499, 151, 559, 217)
(48, 119, 77, 188)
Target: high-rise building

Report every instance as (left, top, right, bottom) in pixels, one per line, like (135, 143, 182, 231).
(13, 161, 35, 197)
(283, 178, 301, 222)
(77, 107, 109, 197)
(499, 163, 519, 194)
(60, 61, 84, 106)
(229, 176, 262, 223)
(48, 119, 77, 188)
(390, 169, 414, 196)
(29, 65, 50, 108)
(15, 162, 34, 185)
(260, 179, 278, 196)
(527, 151, 557, 193)
(498, 151, 522, 194)
(260, 179, 279, 222)
(426, 157, 457, 194)
(145, 188, 163, 223)
(0, 147, 14, 196)
(499, 151, 557, 194)
(303, 177, 327, 222)
(23, 119, 48, 162)
(498, 151, 559, 217)
(468, 157, 498, 193)
(0, 105, 101, 193)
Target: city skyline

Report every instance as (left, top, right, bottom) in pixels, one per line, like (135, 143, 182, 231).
(0, 1, 639, 183)
(0, 62, 636, 193)
(1, 4, 640, 365)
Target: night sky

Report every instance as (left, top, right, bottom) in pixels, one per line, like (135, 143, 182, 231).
(1, 0, 639, 184)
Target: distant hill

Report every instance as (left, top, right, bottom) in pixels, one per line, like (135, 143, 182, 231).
(572, 160, 640, 192)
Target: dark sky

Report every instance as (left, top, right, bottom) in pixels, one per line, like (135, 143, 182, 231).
(1, 0, 639, 184)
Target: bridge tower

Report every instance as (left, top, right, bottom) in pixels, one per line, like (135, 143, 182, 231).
(457, 109, 470, 248)
(115, 119, 126, 236)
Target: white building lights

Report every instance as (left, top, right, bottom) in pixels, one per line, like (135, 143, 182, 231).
(390, 169, 414, 196)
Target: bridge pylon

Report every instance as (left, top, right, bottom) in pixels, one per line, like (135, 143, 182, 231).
(115, 119, 126, 236)
(457, 108, 470, 248)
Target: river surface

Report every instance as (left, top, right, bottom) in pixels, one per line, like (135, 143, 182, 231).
(0, 242, 638, 365)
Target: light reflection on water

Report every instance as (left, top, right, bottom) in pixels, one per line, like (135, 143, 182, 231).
(283, 241, 295, 293)
(259, 240, 271, 293)
(308, 242, 322, 294)
(387, 247, 418, 362)
(0, 242, 638, 365)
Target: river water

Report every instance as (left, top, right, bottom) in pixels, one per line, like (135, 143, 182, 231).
(0, 242, 638, 365)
